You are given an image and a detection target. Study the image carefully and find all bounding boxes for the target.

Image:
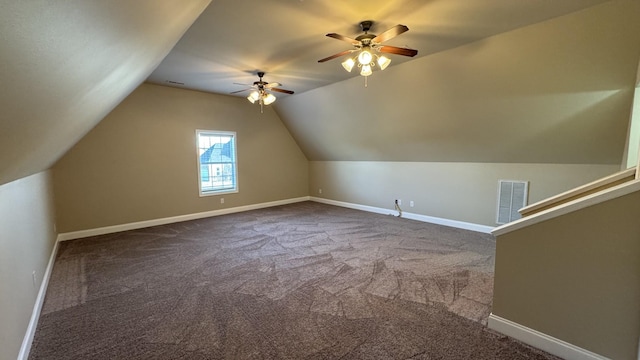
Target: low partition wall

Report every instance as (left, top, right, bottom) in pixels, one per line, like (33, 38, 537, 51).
(490, 180, 640, 360)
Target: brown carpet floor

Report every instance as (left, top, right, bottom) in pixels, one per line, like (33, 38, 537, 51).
(29, 201, 560, 359)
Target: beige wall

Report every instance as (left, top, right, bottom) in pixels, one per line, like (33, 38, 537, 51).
(310, 161, 619, 226)
(53, 84, 309, 233)
(492, 187, 640, 359)
(0, 171, 57, 360)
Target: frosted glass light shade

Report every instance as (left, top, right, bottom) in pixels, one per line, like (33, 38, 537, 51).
(247, 91, 260, 104)
(360, 64, 372, 76)
(341, 58, 355, 72)
(357, 50, 373, 65)
(263, 93, 276, 105)
(377, 55, 391, 70)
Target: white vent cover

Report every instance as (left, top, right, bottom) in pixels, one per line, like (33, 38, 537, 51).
(496, 180, 529, 224)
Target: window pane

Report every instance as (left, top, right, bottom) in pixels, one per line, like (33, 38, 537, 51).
(197, 131, 237, 195)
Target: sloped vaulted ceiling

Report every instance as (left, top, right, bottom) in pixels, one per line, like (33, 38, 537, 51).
(0, 0, 211, 186)
(146, 0, 637, 165)
(2, 0, 638, 187)
(274, 0, 640, 164)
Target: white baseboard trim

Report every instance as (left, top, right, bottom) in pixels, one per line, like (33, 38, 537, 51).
(18, 238, 60, 360)
(309, 197, 494, 234)
(59, 196, 493, 241)
(58, 196, 311, 241)
(488, 313, 609, 360)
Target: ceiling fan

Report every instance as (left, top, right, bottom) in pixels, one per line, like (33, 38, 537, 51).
(318, 20, 418, 83)
(231, 72, 294, 112)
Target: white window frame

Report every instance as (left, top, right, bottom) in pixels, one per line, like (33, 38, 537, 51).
(196, 130, 238, 197)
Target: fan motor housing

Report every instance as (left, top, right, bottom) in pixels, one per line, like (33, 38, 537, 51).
(356, 33, 376, 45)
(360, 20, 373, 32)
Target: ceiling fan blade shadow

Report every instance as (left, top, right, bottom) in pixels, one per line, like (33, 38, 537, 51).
(318, 49, 355, 63)
(378, 45, 418, 57)
(326, 33, 360, 45)
(230, 88, 252, 94)
(372, 24, 409, 44)
(271, 88, 294, 95)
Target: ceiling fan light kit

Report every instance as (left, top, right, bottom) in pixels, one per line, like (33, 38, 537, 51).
(341, 48, 391, 78)
(319, 20, 418, 86)
(247, 90, 275, 106)
(340, 50, 391, 76)
(231, 71, 294, 113)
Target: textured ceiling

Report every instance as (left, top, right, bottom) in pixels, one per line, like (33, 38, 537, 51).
(0, 0, 211, 185)
(147, 0, 611, 97)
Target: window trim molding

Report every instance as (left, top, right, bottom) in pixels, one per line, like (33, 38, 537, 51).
(196, 129, 239, 197)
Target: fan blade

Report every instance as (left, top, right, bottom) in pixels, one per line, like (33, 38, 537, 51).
(372, 24, 409, 44)
(318, 49, 355, 63)
(326, 33, 360, 45)
(265, 82, 282, 89)
(271, 88, 294, 95)
(230, 88, 252, 94)
(378, 45, 418, 57)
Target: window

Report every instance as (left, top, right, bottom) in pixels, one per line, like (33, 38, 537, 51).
(196, 130, 238, 196)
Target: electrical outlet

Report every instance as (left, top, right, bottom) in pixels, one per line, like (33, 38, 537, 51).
(220, 198, 225, 204)
(396, 199, 402, 206)
(410, 201, 414, 207)
(318, 188, 322, 194)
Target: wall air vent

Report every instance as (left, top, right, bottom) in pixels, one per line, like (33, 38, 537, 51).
(165, 80, 185, 86)
(496, 180, 529, 225)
